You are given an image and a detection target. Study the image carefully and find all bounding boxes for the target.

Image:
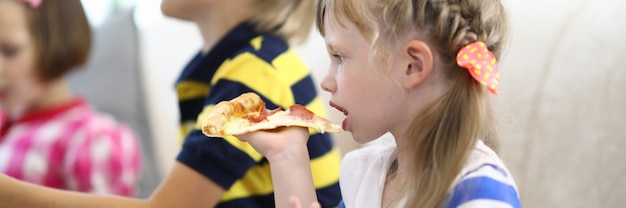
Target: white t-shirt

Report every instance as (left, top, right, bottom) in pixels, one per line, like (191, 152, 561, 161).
(339, 140, 521, 208)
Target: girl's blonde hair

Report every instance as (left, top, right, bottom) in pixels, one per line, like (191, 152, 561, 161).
(316, 0, 509, 207)
(249, 0, 314, 43)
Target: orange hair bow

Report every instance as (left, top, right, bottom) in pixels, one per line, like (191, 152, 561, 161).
(456, 41, 500, 95)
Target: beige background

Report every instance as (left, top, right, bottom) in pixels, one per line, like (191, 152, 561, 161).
(130, 0, 626, 207)
(496, 0, 626, 207)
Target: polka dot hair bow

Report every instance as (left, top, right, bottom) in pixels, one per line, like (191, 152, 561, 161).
(19, 0, 43, 8)
(456, 41, 500, 95)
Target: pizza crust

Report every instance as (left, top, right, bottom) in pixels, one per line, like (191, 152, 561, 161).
(201, 92, 342, 137)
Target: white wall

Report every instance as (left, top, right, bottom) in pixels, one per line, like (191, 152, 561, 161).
(497, 0, 626, 207)
(136, 17, 198, 174)
(136, 0, 626, 206)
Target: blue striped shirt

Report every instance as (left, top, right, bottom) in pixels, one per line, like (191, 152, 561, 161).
(339, 140, 520, 208)
(443, 141, 521, 208)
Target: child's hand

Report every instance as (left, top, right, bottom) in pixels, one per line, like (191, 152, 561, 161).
(235, 126, 309, 161)
(237, 129, 318, 207)
(290, 195, 321, 208)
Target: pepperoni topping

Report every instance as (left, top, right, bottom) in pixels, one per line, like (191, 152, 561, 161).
(243, 105, 313, 123)
(243, 114, 265, 123)
(243, 107, 281, 123)
(288, 104, 314, 120)
(261, 108, 281, 117)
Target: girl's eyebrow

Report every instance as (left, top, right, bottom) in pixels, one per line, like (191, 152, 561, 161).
(326, 44, 334, 52)
(325, 40, 340, 52)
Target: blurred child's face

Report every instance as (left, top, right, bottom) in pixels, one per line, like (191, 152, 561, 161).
(320, 14, 407, 144)
(0, 1, 49, 116)
(161, 0, 212, 20)
(161, 0, 255, 22)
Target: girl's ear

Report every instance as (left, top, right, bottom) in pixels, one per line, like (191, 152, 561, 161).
(402, 40, 433, 89)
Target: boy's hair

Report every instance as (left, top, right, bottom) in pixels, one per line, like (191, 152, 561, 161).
(317, 0, 509, 207)
(23, 0, 91, 82)
(249, 0, 314, 43)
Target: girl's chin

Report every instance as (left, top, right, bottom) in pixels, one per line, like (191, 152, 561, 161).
(0, 101, 7, 111)
(350, 133, 378, 145)
(1, 103, 25, 115)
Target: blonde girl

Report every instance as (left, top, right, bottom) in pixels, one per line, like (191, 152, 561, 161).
(237, 0, 522, 207)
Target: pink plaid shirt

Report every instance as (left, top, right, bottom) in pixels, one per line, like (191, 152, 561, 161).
(0, 99, 141, 196)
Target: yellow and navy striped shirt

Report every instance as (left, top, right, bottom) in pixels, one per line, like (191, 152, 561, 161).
(175, 23, 342, 207)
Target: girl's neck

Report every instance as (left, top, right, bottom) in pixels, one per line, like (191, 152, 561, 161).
(30, 79, 73, 112)
(8, 79, 73, 120)
(195, 4, 253, 54)
(383, 140, 414, 208)
(381, 135, 421, 208)
(391, 132, 419, 180)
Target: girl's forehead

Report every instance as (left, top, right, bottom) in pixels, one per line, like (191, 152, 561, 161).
(0, 1, 28, 31)
(322, 13, 356, 38)
(322, 15, 352, 49)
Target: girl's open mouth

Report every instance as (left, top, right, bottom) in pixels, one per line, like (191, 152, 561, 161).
(329, 101, 348, 116)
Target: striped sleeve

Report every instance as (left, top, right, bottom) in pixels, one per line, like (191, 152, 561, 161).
(445, 164, 521, 208)
(178, 51, 304, 190)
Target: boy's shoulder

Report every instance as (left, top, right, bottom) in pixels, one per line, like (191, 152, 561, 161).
(229, 34, 291, 64)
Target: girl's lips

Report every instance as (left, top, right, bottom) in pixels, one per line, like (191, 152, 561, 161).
(329, 101, 348, 116)
(329, 101, 349, 130)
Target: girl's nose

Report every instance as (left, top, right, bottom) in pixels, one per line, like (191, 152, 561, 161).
(320, 72, 336, 93)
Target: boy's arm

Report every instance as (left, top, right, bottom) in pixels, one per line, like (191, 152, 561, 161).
(0, 173, 147, 208)
(149, 162, 225, 207)
(0, 162, 224, 208)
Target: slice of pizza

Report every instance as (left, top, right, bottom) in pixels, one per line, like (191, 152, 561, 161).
(201, 92, 342, 137)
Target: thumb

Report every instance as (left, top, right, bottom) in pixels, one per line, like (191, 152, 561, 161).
(289, 195, 321, 208)
(289, 195, 303, 208)
(310, 201, 321, 208)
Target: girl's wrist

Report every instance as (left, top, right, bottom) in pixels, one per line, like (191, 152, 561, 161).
(265, 144, 310, 165)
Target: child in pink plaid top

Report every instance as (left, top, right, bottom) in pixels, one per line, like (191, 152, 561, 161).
(0, 100, 140, 196)
(0, 0, 140, 196)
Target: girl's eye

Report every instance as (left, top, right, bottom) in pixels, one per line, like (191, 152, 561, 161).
(332, 53, 344, 65)
(1, 46, 19, 58)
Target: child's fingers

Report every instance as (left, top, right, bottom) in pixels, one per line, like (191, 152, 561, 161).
(289, 195, 302, 208)
(289, 195, 321, 208)
(309, 201, 321, 208)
